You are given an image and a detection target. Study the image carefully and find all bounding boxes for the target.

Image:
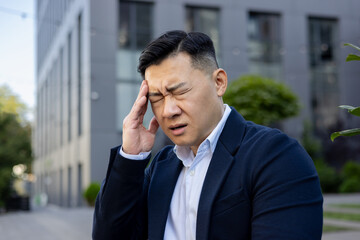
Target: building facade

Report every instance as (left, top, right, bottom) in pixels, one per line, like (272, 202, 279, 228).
(34, 0, 360, 207)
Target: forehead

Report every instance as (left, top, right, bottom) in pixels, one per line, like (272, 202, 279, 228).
(145, 53, 194, 88)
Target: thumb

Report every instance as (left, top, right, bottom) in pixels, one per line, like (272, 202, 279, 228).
(148, 116, 160, 134)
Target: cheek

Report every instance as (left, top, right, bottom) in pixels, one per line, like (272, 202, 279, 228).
(150, 103, 164, 122)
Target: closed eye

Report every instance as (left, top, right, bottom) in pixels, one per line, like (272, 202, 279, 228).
(149, 96, 164, 103)
(174, 87, 192, 95)
(148, 91, 164, 103)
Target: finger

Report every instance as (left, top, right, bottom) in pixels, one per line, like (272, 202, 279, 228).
(148, 116, 160, 134)
(129, 81, 148, 120)
(135, 80, 148, 102)
(129, 95, 148, 122)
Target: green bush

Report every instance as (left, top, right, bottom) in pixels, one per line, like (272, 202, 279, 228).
(314, 160, 341, 193)
(339, 177, 360, 193)
(339, 161, 360, 193)
(0, 168, 12, 208)
(83, 182, 100, 206)
(223, 75, 300, 126)
(342, 161, 360, 179)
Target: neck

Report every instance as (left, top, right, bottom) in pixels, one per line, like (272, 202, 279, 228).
(190, 103, 225, 156)
(190, 145, 199, 156)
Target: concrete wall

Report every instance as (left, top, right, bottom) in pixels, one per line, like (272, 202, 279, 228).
(34, 0, 91, 207)
(89, 0, 120, 183)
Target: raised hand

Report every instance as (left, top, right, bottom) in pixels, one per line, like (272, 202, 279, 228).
(122, 80, 160, 155)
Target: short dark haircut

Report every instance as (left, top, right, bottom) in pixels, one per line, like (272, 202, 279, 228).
(138, 30, 219, 78)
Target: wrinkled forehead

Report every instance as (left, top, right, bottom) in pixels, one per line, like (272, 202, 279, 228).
(145, 53, 194, 88)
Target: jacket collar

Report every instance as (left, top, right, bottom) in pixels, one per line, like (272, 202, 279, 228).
(147, 151, 183, 239)
(196, 108, 246, 240)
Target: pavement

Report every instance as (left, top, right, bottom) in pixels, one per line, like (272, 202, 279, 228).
(322, 193, 360, 240)
(0, 205, 93, 240)
(0, 194, 359, 240)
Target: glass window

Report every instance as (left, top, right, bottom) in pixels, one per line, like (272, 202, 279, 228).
(185, 6, 220, 60)
(118, 2, 153, 50)
(308, 17, 339, 135)
(116, 82, 152, 130)
(59, 47, 64, 146)
(117, 1, 153, 81)
(67, 166, 72, 207)
(67, 32, 72, 142)
(248, 12, 282, 80)
(116, 1, 153, 131)
(77, 13, 82, 136)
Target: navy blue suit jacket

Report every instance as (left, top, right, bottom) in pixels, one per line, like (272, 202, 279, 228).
(93, 109, 323, 239)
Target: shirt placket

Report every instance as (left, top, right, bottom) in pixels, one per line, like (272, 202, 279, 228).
(184, 166, 192, 240)
(187, 147, 209, 240)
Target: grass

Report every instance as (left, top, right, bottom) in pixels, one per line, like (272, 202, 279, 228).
(323, 225, 353, 233)
(324, 211, 360, 222)
(329, 203, 360, 209)
(323, 202, 360, 233)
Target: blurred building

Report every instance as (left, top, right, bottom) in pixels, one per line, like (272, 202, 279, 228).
(34, 0, 360, 207)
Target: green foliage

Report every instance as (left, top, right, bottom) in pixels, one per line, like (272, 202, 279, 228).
(0, 86, 32, 208)
(339, 105, 360, 117)
(83, 182, 101, 206)
(328, 44, 360, 192)
(314, 160, 360, 193)
(0, 85, 27, 122)
(339, 161, 360, 193)
(0, 168, 12, 207)
(331, 44, 360, 141)
(313, 160, 341, 193)
(344, 43, 360, 60)
(339, 177, 360, 193)
(223, 74, 300, 125)
(331, 128, 360, 141)
(0, 113, 32, 167)
(342, 161, 360, 178)
(331, 105, 360, 141)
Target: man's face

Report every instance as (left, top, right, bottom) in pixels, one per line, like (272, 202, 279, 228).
(145, 53, 226, 153)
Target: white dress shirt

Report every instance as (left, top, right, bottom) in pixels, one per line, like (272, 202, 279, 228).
(120, 104, 231, 240)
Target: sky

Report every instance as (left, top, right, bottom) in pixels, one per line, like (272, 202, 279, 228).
(0, 0, 35, 120)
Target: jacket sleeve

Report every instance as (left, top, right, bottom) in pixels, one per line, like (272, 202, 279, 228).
(250, 130, 323, 240)
(92, 146, 152, 240)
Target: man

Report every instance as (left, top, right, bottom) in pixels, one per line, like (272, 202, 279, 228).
(92, 30, 323, 240)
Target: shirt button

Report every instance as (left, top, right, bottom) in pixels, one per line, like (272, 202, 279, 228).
(190, 170, 195, 176)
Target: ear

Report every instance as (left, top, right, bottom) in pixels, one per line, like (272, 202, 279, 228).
(212, 68, 228, 97)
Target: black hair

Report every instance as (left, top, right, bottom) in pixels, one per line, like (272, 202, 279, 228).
(138, 30, 219, 78)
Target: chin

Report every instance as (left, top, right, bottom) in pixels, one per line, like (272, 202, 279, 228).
(172, 139, 199, 149)
(169, 137, 190, 147)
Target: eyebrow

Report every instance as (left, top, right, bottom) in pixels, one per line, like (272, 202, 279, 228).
(166, 82, 187, 92)
(148, 82, 187, 97)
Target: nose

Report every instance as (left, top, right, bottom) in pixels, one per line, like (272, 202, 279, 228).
(162, 96, 181, 118)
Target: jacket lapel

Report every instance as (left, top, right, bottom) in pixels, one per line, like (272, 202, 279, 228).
(148, 153, 183, 239)
(196, 109, 246, 240)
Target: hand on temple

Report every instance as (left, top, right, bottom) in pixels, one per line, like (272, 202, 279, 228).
(122, 80, 160, 155)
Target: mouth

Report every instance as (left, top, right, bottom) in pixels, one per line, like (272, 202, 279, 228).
(169, 124, 187, 135)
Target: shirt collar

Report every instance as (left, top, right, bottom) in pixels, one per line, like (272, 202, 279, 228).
(174, 104, 232, 164)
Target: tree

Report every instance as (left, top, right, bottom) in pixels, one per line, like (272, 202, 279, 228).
(223, 74, 300, 126)
(0, 85, 32, 208)
(0, 85, 27, 122)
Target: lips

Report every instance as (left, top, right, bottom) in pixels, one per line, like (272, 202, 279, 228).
(169, 124, 187, 135)
(169, 124, 187, 130)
